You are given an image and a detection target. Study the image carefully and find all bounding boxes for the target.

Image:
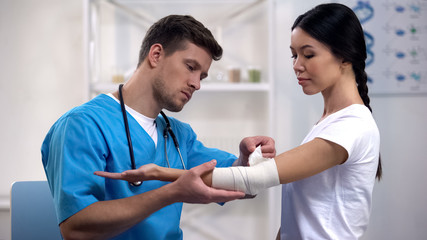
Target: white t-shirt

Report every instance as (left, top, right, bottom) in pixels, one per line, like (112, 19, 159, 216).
(280, 104, 380, 240)
(107, 93, 158, 147)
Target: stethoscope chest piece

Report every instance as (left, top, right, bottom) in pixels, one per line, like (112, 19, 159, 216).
(130, 181, 142, 187)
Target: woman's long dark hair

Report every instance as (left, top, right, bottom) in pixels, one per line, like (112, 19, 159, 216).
(292, 3, 382, 180)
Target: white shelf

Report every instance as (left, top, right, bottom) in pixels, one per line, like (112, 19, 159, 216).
(0, 196, 9, 210)
(90, 82, 270, 94)
(201, 82, 270, 91)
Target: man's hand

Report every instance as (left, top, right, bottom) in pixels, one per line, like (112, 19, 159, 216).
(237, 136, 276, 166)
(171, 160, 245, 203)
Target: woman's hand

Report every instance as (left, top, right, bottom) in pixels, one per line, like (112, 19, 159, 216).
(94, 163, 159, 183)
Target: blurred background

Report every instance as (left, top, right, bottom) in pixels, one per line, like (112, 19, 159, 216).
(1, 0, 426, 239)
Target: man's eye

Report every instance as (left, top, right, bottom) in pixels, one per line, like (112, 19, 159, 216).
(187, 65, 194, 71)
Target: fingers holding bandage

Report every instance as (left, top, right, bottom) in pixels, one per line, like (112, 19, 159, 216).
(212, 146, 280, 196)
(237, 136, 276, 166)
(249, 146, 269, 166)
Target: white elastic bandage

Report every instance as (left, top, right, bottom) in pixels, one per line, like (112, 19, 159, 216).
(212, 147, 280, 195)
(248, 145, 266, 166)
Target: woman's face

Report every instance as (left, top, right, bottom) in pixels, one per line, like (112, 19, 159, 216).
(290, 27, 344, 95)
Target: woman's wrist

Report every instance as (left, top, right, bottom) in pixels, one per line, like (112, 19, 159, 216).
(152, 165, 185, 182)
(152, 165, 165, 180)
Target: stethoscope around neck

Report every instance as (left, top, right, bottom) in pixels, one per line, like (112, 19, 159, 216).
(118, 84, 186, 187)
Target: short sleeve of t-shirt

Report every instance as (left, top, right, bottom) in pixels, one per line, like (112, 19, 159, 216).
(303, 104, 379, 165)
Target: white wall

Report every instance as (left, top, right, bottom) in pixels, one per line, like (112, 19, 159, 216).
(0, 1, 84, 239)
(1, 0, 427, 240)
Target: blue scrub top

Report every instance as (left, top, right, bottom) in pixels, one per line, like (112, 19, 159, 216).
(41, 94, 236, 240)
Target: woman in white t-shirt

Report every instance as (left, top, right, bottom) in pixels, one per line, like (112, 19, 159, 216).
(95, 3, 381, 239)
(275, 3, 382, 239)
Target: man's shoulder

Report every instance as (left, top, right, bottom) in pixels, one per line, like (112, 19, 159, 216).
(52, 94, 118, 129)
(68, 94, 116, 116)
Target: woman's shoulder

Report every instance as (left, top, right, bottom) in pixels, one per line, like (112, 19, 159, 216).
(332, 104, 376, 125)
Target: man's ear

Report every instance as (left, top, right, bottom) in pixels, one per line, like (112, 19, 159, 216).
(148, 43, 163, 67)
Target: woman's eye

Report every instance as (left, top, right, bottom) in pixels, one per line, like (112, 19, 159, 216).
(305, 54, 314, 59)
(291, 54, 297, 59)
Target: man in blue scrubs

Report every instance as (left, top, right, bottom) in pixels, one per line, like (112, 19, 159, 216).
(41, 15, 275, 239)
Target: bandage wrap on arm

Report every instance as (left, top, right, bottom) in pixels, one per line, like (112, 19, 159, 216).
(212, 147, 280, 195)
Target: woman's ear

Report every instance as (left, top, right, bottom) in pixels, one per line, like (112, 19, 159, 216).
(340, 60, 352, 71)
(148, 43, 163, 67)
(339, 59, 354, 77)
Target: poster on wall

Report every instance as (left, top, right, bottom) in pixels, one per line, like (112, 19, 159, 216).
(339, 0, 427, 94)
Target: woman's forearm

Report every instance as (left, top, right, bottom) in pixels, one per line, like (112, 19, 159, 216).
(154, 166, 185, 182)
(155, 165, 213, 186)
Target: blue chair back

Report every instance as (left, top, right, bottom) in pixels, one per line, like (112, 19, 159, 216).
(11, 181, 62, 240)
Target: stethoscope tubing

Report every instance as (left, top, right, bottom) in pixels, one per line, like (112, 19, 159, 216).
(160, 111, 186, 170)
(118, 84, 137, 170)
(118, 84, 141, 186)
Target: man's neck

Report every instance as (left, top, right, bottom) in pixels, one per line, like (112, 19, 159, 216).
(113, 68, 161, 118)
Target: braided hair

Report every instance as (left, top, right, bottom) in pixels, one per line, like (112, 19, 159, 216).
(292, 3, 382, 180)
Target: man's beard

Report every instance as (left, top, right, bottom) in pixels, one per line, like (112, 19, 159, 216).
(152, 76, 184, 113)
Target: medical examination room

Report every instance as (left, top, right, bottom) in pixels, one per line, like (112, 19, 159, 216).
(1, 0, 427, 239)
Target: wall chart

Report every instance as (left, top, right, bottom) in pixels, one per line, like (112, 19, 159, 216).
(340, 0, 427, 94)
